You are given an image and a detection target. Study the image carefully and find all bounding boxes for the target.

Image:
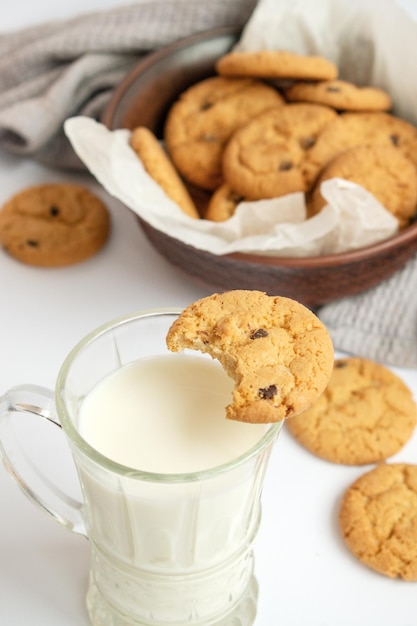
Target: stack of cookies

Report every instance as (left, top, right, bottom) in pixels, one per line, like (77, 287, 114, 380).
(130, 48, 417, 231)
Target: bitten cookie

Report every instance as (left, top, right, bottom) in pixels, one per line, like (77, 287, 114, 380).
(304, 111, 417, 188)
(164, 76, 285, 190)
(166, 290, 334, 423)
(222, 103, 337, 200)
(215, 50, 338, 81)
(0, 183, 110, 267)
(205, 184, 245, 222)
(286, 357, 417, 465)
(307, 144, 417, 227)
(130, 126, 199, 219)
(339, 463, 417, 581)
(284, 79, 392, 112)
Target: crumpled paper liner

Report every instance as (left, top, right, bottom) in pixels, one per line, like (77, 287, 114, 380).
(64, 117, 398, 257)
(65, 0, 417, 258)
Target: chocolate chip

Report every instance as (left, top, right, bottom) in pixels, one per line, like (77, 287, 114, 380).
(201, 134, 218, 142)
(390, 133, 400, 146)
(200, 101, 213, 111)
(335, 361, 348, 368)
(49, 205, 60, 217)
(326, 86, 341, 93)
(229, 192, 244, 203)
(197, 330, 210, 345)
(300, 136, 315, 149)
(250, 328, 268, 339)
(258, 384, 277, 400)
(279, 160, 293, 171)
(26, 240, 39, 247)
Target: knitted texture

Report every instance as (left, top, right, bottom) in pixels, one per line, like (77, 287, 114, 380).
(0, 0, 257, 167)
(319, 253, 417, 368)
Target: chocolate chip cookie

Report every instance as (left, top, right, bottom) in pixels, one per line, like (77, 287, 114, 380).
(222, 103, 337, 200)
(166, 290, 334, 423)
(215, 49, 338, 81)
(205, 184, 245, 221)
(304, 111, 417, 188)
(0, 183, 110, 267)
(130, 126, 199, 219)
(308, 144, 417, 227)
(164, 76, 285, 190)
(286, 357, 417, 465)
(339, 463, 417, 580)
(285, 79, 392, 112)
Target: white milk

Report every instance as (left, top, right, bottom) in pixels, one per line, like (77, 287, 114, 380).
(79, 353, 267, 474)
(74, 353, 277, 624)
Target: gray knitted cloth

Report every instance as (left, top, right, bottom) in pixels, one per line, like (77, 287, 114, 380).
(0, 0, 257, 168)
(319, 255, 417, 369)
(0, 0, 415, 368)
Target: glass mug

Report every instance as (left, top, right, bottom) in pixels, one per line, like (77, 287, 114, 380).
(0, 309, 282, 626)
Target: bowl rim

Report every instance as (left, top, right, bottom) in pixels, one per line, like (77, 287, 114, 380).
(101, 25, 241, 130)
(230, 220, 417, 267)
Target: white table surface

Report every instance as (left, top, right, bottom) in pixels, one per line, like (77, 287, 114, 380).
(1, 2, 417, 625)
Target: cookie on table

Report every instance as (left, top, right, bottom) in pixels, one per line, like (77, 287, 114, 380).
(164, 76, 285, 191)
(222, 103, 337, 200)
(307, 144, 417, 227)
(0, 183, 110, 267)
(215, 49, 338, 81)
(129, 126, 199, 219)
(284, 79, 392, 112)
(304, 111, 417, 188)
(205, 184, 245, 222)
(166, 290, 334, 423)
(286, 357, 417, 465)
(339, 463, 417, 580)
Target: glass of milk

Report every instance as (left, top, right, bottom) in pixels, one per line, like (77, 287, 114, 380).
(0, 309, 282, 626)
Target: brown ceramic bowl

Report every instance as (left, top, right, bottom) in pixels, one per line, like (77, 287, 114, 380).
(102, 26, 417, 308)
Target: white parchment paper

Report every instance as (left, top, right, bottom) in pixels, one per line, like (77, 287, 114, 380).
(65, 0, 417, 257)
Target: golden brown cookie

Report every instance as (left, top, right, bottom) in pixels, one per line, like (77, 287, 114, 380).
(205, 184, 245, 221)
(166, 290, 334, 423)
(129, 126, 199, 219)
(0, 183, 110, 267)
(215, 50, 338, 81)
(222, 103, 337, 200)
(308, 144, 417, 227)
(339, 463, 417, 580)
(304, 111, 417, 188)
(286, 357, 417, 465)
(164, 76, 285, 190)
(284, 79, 392, 112)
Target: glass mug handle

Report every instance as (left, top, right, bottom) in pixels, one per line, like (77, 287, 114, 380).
(0, 384, 86, 536)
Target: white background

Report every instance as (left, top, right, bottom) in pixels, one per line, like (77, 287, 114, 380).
(0, 1, 416, 625)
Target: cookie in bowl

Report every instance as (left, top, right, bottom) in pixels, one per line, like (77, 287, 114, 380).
(215, 49, 338, 81)
(284, 79, 392, 112)
(307, 144, 417, 227)
(130, 126, 200, 219)
(222, 103, 337, 200)
(164, 75, 285, 190)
